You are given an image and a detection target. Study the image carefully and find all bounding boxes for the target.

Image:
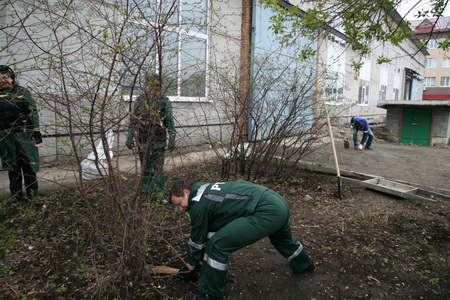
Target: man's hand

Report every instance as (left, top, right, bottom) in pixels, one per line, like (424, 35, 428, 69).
(32, 131, 43, 144)
(178, 264, 201, 281)
(126, 137, 134, 149)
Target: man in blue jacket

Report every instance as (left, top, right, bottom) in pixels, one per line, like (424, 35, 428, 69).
(351, 117, 374, 150)
(170, 180, 315, 300)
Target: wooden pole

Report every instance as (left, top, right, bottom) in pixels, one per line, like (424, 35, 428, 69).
(316, 30, 342, 198)
(322, 100, 343, 198)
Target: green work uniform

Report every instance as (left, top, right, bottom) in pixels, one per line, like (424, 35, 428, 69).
(127, 94, 176, 198)
(0, 85, 40, 173)
(0, 85, 40, 199)
(186, 180, 313, 298)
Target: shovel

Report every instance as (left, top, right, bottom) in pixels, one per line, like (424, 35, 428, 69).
(344, 125, 353, 149)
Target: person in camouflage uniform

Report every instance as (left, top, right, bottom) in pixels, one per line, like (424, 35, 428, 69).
(126, 73, 176, 202)
(170, 180, 316, 300)
(0, 65, 42, 202)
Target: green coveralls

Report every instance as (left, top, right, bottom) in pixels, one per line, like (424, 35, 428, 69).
(0, 86, 40, 198)
(127, 94, 176, 198)
(186, 180, 313, 298)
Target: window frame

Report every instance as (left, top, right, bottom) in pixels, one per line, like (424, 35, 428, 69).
(440, 76, 450, 87)
(122, 0, 210, 103)
(427, 38, 438, 50)
(392, 88, 399, 100)
(166, 0, 209, 102)
(325, 71, 345, 104)
(359, 79, 370, 105)
(424, 77, 436, 87)
(442, 57, 450, 68)
(379, 84, 387, 101)
(426, 58, 437, 68)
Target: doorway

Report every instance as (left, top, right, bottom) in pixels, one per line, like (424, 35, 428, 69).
(400, 107, 432, 146)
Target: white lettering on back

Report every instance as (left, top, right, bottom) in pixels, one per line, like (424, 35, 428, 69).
(210, 182, 225, 191)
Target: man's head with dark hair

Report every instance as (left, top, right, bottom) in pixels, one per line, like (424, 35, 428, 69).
(0, 65, 16, 87)
(168, 180, 193, 212)
(169, 180, 190, 198)
(143, 72, 162, 97)
(145, 72, 160, 87)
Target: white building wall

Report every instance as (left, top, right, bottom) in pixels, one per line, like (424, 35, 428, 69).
(1, 0, 242, 163)
(319, 22, 426, 125)
(1, 0, 428, 164)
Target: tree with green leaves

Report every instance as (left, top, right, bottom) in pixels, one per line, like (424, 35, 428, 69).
(261, 0, 449, 71)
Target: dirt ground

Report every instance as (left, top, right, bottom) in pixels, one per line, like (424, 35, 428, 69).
(0, 140, 449, 299)
(163, 164, 450, 300)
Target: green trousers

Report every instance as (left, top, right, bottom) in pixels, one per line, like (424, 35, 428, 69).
(138, 146, 165, 198)
(0, 131, 40, 173)
(198, 189, 313, 297)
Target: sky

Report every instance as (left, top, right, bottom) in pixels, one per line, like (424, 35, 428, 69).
(397, 0, 450, 20)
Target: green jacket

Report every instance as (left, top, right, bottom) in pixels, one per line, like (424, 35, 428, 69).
(186, 180, 269, 266)
(0, 85, 40, 172)
(0, 85, 39, 131)
(127, 94, 176, 149)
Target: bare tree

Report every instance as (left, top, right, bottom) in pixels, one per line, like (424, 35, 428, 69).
(1, 0, 198, 294)
(0, 0, 355, 296)
(204, 38, 351, 180)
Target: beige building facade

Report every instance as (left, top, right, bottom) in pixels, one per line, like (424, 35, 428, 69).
(411, 17, 450, 100)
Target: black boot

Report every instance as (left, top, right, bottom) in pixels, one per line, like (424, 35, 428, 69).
(10, 191, 25, 202)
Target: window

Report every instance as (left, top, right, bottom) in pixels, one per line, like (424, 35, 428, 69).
(379, 85, 386, 101)
(442, 57, 450, 68)
(381, 42, 390, 68)
(326, 36, 346, 104)
(325, 72, 345, 103)
(426, 58, 437, 68)
(427, 38, 438, 49)
(441, 77, 450, 87)
(379, 63, 388, 101)
(122, 0, 208, 100)
(424, 77, 436, 87)
(393, 88, 399, 100)
(359, 79, 370, 105)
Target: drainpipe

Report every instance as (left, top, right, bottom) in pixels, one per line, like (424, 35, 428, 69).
(239, 0, 253, 142)
(315, 29, 321, 118)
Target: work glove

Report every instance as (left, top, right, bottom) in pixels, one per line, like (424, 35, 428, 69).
(32, 131, 43, 144)
(168, 140, 176, 152)
(177, 264, 201, 282)
(126, 136, 134, 149)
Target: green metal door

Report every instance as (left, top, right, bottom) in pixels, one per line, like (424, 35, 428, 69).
(400, 107, 432, 146)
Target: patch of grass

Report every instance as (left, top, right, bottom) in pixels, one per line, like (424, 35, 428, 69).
(0, 226, 16, 257)
(416, 270, 425, 276)
(429, 277, 439, 284)
(76, 264, 87, 273)
(55, 286, 67, 293)
(362, 245, 374, 253)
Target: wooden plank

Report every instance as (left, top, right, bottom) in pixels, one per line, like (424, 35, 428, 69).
(151, 265, 180, 274)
